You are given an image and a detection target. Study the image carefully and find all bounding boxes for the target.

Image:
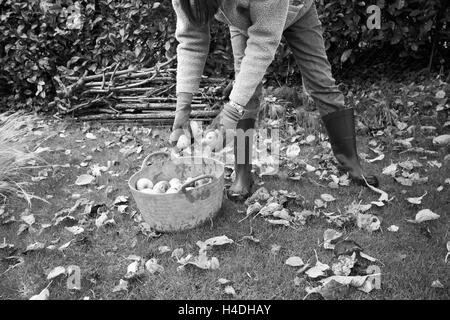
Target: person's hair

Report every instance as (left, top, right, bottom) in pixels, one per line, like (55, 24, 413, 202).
(179, 0, 223, 26)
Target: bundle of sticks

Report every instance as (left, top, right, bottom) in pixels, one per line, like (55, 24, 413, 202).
(53, 59, 227, 123)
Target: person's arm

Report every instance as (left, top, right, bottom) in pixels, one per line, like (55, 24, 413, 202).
(172, 0, 211, 96)
(229, 0, 289, 107)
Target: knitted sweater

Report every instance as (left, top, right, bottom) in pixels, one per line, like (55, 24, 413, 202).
(172, 0, 313, 107)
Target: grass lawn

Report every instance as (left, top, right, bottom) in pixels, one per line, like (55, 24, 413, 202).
(0, 77, 449, 300)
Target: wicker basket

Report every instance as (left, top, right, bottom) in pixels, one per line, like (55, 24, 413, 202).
(128, 151, 225, 232)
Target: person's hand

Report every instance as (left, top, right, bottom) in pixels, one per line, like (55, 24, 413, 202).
(169, 92, 193, 146)
(209, 100, 245, 132)
(202, 100, 245, 152)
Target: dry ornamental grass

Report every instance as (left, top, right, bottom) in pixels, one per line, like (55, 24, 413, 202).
(0, 112, 42, 204)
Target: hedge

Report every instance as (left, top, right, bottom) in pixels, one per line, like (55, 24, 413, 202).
(0, 0, 448, 110)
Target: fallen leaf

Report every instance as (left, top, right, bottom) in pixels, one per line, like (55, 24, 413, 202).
(181, 252, 220, 270)
(285, 256, 304, 267)
(294, 276, 303, 287)
(334, 240, 362, 257)
(29, 288, 50, 300)
(382, 163, 398, 177)
(396, 121, 408, 131)
(433, 134, 450, 146)
(323, 229, 343, 250)
(112, 279, 129, 293)
(114, 196, 129, 205)
(314, 199, 326, 208)
(47, 266, 66, 280)
(364, 178, 390, 204)
(259, 203, 283, 217)
(399, 160, 422, 171)
(357, 213, 381, 232)
(394, 138, 414, 148)
(359, 252, 380, 263)
(387, 225, 399, 232)
(305, 135, 316, 144)
(395, 177, 413, 187)
(306, 279, 349, 300)
(435, 90, 446, 99)
(367, 154, 385, 163)
(321, 194, 336, 202)
(431, 280, 444, 289)
(95, 212, 109, 228)
(125, 260, 145, 279)
(246, 202, 262, 217)
(145, 258, 164, 274)
(218, 278, 231, 285)
(445, 242, 450, 263)
(224, 285, 236, 296)
(75, 174, 95, 186)
(306, 261, 330, 279)
(306, 251, 330, 279)
(171, 248, 184, 260)
(322, 275, 371, 289)
(25, 242, 45, 252)
(331, 253, 356, 276)
(86, 133, 97, 140)
(65, 226, 84, 235)
(127, 254, 142, 261)
(17, 224, 29, 236)
(272, 209, 292, 221)
(158, 246, 171, 254)
(21, 214, 35, 226)
(406, 209, 440, 224)
(406, 191, 427, 205)
(427, 160, 442, 168)
(286, 144, 301, 158)
(58, 240, 72, 252)
(196, 235, 234, 253)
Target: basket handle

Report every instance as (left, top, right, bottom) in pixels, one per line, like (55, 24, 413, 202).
(141, 151, 171, 170)
(180, 174, 215, 192)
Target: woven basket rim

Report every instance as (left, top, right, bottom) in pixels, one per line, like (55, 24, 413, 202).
(128, 155, 225, 195)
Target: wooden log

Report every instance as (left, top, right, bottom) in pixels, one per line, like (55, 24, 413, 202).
(83, 76, 225, 88)
(63, 59, 175, 82)
(76, 110, 219, 121)
(113, 103, 210, 110)
(84, 87, 173, 94)
(116, 96, 212, 103)
(76, 118, 212, 126)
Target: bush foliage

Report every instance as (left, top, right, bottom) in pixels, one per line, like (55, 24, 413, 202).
(0, 0, 448, 110)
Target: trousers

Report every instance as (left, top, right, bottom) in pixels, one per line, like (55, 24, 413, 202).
(229, 3, 345, 120)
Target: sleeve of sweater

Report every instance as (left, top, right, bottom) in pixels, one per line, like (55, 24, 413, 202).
(172, 0, 211, 95)
(229, 0, 289, 107)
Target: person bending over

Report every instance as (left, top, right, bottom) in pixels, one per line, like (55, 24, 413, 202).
(170, 0, 379, 201)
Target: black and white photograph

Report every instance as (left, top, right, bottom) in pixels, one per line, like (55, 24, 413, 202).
(0, 0, 449, 305)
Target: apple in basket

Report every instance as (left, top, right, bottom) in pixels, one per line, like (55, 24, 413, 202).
(177, 134, 190, 150)
(153, 181, 170, 194)
(169, 178, 182, 189)
(136, 178, 153, 191)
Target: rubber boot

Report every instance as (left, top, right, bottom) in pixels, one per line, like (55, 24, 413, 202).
(321, 108, 379, 187)
(227, 118, 255, 202)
